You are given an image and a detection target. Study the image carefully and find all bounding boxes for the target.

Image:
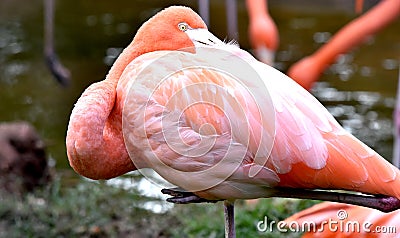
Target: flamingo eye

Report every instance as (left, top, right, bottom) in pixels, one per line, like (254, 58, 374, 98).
(178, 22, 189, 32)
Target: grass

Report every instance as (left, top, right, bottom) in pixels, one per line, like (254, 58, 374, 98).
(170, 198, 319, 238)
(0, 173, 320, 237)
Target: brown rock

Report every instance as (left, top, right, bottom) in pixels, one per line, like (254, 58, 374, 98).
(0, 121, 50, 193)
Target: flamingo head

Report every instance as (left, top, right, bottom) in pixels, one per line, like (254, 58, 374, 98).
(133, 6, 223, 54)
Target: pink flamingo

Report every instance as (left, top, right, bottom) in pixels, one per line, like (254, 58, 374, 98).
(287, 0, 400, 90)
(66, 6, 400, 238)
(198, 0, 278, 65)
(246, 0, 279, 65)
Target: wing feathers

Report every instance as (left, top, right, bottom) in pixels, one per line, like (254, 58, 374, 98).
(121, 50, 400, 200)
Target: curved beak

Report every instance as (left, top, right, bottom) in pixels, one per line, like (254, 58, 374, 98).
(185, 28, 224, 47)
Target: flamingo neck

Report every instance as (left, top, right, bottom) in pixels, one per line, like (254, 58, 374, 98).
(246, 0, 269, 20)
(66, 42, 146, 180)
(311, 0, 400, 73)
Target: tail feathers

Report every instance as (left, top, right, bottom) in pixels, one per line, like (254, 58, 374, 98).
(328, 133, 400, 199)
(278, 133, 400, 200)
(323, 136, 400, 199)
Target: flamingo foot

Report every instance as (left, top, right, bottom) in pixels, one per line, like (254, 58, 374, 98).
(161, 187, 219, 204)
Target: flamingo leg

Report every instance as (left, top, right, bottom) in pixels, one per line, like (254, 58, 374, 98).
(225, 0, 238, 40)
(393, 68, 400, 168)
(224, 200, 236, 238)
(44, 0, 70, 86)
(197, 0, 210, 27)
(162, 188, 236, 238)
(162, 187, 400, 212)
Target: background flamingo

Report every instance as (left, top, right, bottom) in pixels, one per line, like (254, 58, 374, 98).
(287, 0, 400, 90)
(246, 0, 279, 65)
(44, 0, 70, 86)
(284, 0, 400, 177)
(394, 69, 400, 168)
(197, 0, 278, 65)
(67, 5, 400, 238)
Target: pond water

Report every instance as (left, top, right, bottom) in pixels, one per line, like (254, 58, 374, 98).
(0, 0, 399, 183)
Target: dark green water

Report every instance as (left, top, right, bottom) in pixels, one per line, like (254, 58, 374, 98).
(0, 0, 399, 178)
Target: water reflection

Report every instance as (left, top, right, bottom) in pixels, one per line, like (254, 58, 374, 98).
(313, 82, 396, 157)
(0, 22, 27, 85)
(104, 47, 123, 66)
(105, 171, 174, 213)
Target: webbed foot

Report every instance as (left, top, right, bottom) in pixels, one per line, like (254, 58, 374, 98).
(161, 187, 220, 204)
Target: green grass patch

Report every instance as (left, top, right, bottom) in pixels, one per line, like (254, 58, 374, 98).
(0, 174, 320, 237)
